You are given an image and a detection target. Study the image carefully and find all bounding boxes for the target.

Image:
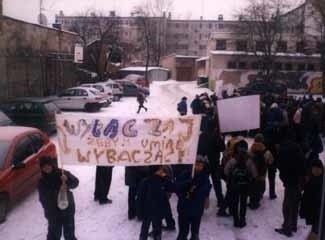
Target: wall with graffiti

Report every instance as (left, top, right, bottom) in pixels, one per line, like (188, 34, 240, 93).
(212, 69, 323, 94)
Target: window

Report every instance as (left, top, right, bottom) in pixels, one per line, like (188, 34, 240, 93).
(256, 41, 265, 51)
(227, 61, 237, 69)
(298, 63, 306, 71)
(316, 42, 322, 53)
(219, 24, 224, 29)
(29, 133, 44, 153)
(238, 62, 247, 69)
(277, 41, 288, 52)
(199, 45, 206, 50)
(60, 89, 75, 97)
(307, 64, 315, 71)
(175, 23, 179, 28)
(216, 40, 227, 50)
(251, 62, 260, 69)
(296, 41, 306, 53)
(274, 62, 283, 71)
(176, 44, 189, 50)
(13, 137, 35, 165)
(284, 63, 293, 71)
(75, 89, 88, 96)
(236, 40, 247, 51)
(209, 23, 212, 29)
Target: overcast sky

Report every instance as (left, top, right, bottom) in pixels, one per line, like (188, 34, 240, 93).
(3, 0, 303, 25)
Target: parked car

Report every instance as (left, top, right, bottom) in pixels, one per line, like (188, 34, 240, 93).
(239, 81, 287, 97)
(116, 80, 150, 97)
(54, 87, 106, 112)
(0, 126, 57, 223)
(0, 98, 59, 135)
(80, 85, 112, 107)
(0, 111, 13, 126)
(105, 80, 124, 101)
(80, 83, 114, 102)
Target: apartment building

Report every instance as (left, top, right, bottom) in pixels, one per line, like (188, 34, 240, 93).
(201, 0, 323, 94)
(55, 11, 234, 62)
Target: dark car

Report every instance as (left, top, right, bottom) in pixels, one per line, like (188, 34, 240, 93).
(116, 80, 150, 97)
(0, 98, 60, 135)
(239, 81, 287, 97)
(0, 111, 13, 126)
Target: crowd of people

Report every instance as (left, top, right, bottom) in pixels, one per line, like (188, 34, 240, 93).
(36, 90, 324, 240)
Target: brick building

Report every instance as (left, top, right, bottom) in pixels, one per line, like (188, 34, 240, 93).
(0, 9, 81, 100)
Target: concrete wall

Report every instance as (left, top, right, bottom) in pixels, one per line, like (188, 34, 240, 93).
(0, 16, 80, 100)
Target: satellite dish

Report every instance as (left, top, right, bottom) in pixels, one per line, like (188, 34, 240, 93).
(38, 13, 48, 26)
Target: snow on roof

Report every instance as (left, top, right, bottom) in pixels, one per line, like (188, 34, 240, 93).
(196, 56, 210, 62)
(175, 55, 199, 59)
(210, 50, 321, 58)
(120, 66, 170, 72)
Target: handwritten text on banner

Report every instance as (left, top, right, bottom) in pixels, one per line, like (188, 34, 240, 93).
(56, 114, 202, 166)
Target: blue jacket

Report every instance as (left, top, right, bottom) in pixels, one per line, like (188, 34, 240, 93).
(177, 100, 187, 114)
(176, 170, 211, 217)
(136, 175, 175, 219)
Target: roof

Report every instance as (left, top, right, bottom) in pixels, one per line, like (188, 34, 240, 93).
(120, 67, 170, 72)
(210, 50, 321, 58)
(196, 56, 210, 62)
(0, 126, 39, 141)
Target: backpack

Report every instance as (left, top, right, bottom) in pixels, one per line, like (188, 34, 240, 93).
(252, 150, 267, 177)
(230, 163, 251, 186)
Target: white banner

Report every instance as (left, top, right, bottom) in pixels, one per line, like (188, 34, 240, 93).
(56, 114, 202, 166)
(74, 44, 83, 63)
(217, 95, 260, 133)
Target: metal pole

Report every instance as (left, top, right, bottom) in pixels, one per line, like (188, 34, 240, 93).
(319, 168, 325, 240)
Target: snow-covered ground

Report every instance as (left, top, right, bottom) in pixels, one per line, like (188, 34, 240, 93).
(0, 81, 324, 240)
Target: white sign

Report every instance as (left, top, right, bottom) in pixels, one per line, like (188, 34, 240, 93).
(217, 95, 260, 133)
(56, 114, 202, 166)
(74, 44, 83, 63)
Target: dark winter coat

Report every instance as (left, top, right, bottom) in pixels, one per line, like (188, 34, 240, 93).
(300, 174, 324, 225)
(190, 98, 202, 114)
(38, 169, 79, 219)
(125, 166, 148, 186)
(278, 140, 306, 188)
(197, 131, 225, 167)
(177, 100, 187, 115)
(136, 175, 175, 219)
(176, 170, 211, 217)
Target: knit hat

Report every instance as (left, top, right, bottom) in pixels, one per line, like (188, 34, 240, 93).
(148, 165, 163, 175)
(196, 155, 208, 164)
(234, 140, 249, 154)
(311, 159, 324, 169)
(254, 133, 264, 143)
(39, 156, 55, 168)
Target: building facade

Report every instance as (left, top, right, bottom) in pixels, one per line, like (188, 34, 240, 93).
(203, 0, 323, 94)
(0, 14, 80, 100)
(55, 12, 234, 62)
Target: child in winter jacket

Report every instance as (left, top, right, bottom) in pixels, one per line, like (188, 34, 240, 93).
(248, 134, 274, 209)
(176, 156, 212, 240)
(38, 157, 79, 240)
(137, 165, 175, 240)
(224, 140, 257, 228)
(177, 97, 188, 116)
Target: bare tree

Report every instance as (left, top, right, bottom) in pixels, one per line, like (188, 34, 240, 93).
(236, 0, 291, 83)
(68, 11, 122, 80)
(132, 0, 173, 82)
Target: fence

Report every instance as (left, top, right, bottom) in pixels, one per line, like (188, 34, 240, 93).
(0, 53, 77, 101)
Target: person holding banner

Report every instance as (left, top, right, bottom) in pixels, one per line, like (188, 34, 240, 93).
(38, 157, 79, 240)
